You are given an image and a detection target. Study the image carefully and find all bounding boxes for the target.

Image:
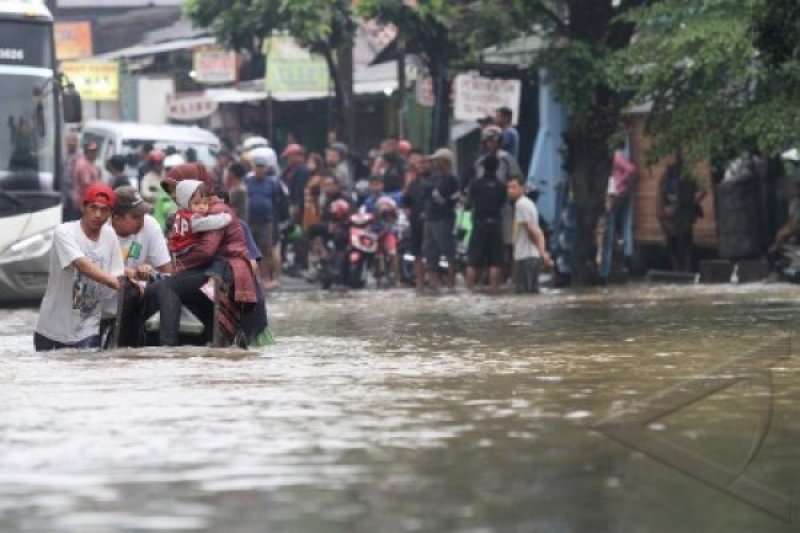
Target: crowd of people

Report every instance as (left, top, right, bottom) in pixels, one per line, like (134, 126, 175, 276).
(37, 106, 561, 351)
(58, 106, 557, 299)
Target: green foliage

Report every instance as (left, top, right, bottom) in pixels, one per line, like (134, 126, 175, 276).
(184, 0, 355, 55)
(356, 0, 534, 69)
(613, 0, 800, 169)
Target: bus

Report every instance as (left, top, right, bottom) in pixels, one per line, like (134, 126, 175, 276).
(0, 1, 81, 301)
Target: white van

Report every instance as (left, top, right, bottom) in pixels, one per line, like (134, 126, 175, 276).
(80, 121, 221, 188)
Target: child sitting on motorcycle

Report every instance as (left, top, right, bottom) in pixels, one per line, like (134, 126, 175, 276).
(372, 196, 400, 285)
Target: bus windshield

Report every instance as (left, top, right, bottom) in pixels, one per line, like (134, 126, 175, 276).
(0, 21, 55, 193)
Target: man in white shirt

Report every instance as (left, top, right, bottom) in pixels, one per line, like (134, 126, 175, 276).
(110, 186, 173, 278)
(101, 186, 175, 340)
(34, 183, 124, 350)
(507, 176, 553, 294)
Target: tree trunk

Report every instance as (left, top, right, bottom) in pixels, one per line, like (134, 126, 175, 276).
(564, 126, 613, 286)
(429, 56, 450, 152)
(336, 43, 355, 150)
(321, 44, 355, 151)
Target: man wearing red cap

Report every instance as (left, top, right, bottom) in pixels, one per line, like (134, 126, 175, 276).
(34, 183, 124, 351)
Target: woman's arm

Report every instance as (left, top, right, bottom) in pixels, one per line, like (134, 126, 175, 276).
(174, 228, 224, 270)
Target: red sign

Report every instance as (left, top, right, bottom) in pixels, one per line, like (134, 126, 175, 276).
(166, 93, 218, 121)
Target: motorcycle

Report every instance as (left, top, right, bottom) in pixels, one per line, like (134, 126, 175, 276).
(346, 210, 380, 289)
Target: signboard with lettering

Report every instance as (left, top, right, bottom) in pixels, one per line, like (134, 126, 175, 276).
(166, 93, 218, 121)
(453, 71, 521, 122)
(55, 21, 92, 60)
(60, 61, 119, 101)
(193, 46, 237, 85)
(264, 36, 329, 93)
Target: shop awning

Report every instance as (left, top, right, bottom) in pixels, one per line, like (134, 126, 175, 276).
(204, 88, 268, 104)
(95, 37, 217, 60)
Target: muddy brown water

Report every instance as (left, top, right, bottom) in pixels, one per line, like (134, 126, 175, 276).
(1, 284, 799, 532)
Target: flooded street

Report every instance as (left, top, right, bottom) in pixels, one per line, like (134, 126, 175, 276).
(1, 284, 799, 532)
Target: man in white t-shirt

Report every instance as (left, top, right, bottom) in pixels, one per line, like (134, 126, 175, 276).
(102, 186, 175, 329)
(34, 183, 124, 350)
(110, 186, 173, 277)
(507, 176, 553, 294)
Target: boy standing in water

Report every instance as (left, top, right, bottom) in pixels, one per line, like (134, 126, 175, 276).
(506, 176, 552, 293)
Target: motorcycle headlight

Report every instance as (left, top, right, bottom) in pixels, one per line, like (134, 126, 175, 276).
(0, 229, 54, 266)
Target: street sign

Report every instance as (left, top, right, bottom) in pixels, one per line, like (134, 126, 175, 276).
(55, 21, 92, 60)
(193, 46, 237, 85)
(166, 92, 218, 121)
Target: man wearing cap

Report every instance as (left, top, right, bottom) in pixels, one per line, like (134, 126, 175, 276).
(34, 183, 124, 351)
(110, 186, 173, 280)
(101, 186, 175, 342)
(70, 141, 101, 217)
(475, 125, 524, 282)
(424, 148, 460, 290)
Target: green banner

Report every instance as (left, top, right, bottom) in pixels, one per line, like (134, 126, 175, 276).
(264, 36, 329, 94)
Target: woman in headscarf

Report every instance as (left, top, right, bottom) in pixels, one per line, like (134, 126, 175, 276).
(142, 163, 267, 346)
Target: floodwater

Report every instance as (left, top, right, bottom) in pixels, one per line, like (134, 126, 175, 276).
(1, 284, 800, 532)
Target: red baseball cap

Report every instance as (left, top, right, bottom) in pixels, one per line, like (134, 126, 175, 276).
(281, 143, 304, 158)
(83, 182, 116, 208)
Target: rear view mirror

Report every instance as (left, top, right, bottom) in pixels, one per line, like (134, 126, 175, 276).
(62, 83, 82, 124)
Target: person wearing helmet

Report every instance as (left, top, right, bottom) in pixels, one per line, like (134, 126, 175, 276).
(474, 125, 524, 283)
(308, 176, 352, 268)
(140, 150, 165, 203)
(373, 195, 400, 283)
(243, 136, 269, 151)
(467, 143, 508, 292)
(245, 149, 284, 288)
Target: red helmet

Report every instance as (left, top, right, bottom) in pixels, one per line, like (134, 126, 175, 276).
(330, 199, 350, 219)
(147, 149, 165, 164)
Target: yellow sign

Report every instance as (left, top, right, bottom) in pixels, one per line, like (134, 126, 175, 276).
(61, 61, 119, 102)
(55, 21, 93, 60)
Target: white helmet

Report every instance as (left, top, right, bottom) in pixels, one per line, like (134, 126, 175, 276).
(250, 147, 278, 171)
(781, 148, 800, 162)
(243, 136, 269, 150)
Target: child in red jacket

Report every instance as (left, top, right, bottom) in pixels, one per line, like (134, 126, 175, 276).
(169, 179, 232, 257)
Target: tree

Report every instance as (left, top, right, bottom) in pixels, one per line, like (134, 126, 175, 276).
(357, 0, 526, 150)
(184, 0, 357, 146)
(521, 1, 644, 285)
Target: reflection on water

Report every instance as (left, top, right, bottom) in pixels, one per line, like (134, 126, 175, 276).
(1, 284, 799, 532)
